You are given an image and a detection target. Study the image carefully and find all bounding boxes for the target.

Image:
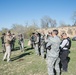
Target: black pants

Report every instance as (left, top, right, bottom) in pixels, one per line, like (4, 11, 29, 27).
(60, 50, 69, 71)
(10, 43, 15, 50)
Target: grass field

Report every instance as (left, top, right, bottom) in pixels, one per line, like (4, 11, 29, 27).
(0, 39, 76, 75)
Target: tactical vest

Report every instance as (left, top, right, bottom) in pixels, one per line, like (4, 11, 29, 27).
(62, 37, 71, 49)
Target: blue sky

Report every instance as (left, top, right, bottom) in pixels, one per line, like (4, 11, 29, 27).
(0, 0, 76, 29)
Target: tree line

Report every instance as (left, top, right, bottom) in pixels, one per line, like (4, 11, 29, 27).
(0, 11, 76, 38)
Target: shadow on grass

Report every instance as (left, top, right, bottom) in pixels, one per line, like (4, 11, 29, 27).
(12, 46, 27, 51)
(14, 47, 20, 50)
(24, 46, 27, 49)
(25, 47, 34, 51)
(11, 51, 33, 61)
(0, 52, 3, 53)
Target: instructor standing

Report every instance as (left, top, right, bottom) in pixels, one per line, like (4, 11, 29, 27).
(46, 30, 61, 75)
(3, 31, 12, 62)
(60, 33, 71, 72)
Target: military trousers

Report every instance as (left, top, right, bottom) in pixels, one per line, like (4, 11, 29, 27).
(20, 42, 24, 51)
(10, 42, 15, 50)
(46, 56, 60, 75)
(3, 45, 11, 62)
(34, 44, 39, 55)
(31, 42, 35, 48)
(41, 45, 45, 58)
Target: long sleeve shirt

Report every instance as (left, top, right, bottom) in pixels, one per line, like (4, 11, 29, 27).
(46, 36, 61, 57)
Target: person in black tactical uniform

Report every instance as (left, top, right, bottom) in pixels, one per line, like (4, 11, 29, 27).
(10, 34, 16, 50)
(30, 33, 36, 49)
(1, 33, 6, 53)
(38, 33, 41, 55)
(34, 32, 41, 55)
(60, 32, 71, 72)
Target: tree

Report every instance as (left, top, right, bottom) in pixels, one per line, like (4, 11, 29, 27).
(26, 21, 39, 38)
(49, 19, 57, 28)
(1, 28, 8, 33)
(41, 16, 57, 28)
(41, 16, 49, 28)
(59, 21, 68, 27)
(11, 22, 39, 39)
(11, 24, 25, 34)
(72, 11, 76, 26)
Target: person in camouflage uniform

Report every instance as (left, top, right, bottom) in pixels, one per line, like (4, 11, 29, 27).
(34, 33, 40, 55)
(40, 33, 45, 58)
(46, 30, 61, 75)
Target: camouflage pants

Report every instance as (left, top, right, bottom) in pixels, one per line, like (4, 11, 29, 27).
(46, 57, 60, 75)
(20, 42, 24, 51)
(40, 46, 45, 58)
(34, 44, 39, 55)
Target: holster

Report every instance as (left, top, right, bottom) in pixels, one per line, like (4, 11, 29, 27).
(46, 45, 51, 50)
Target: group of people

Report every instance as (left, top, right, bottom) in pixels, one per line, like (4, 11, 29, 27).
(30, 32, 46, 57)
(30, 29, 71, 75)
(1, 29, 71, 75)
(1, 32, 16, 52)
(1, 31, 24, 62)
